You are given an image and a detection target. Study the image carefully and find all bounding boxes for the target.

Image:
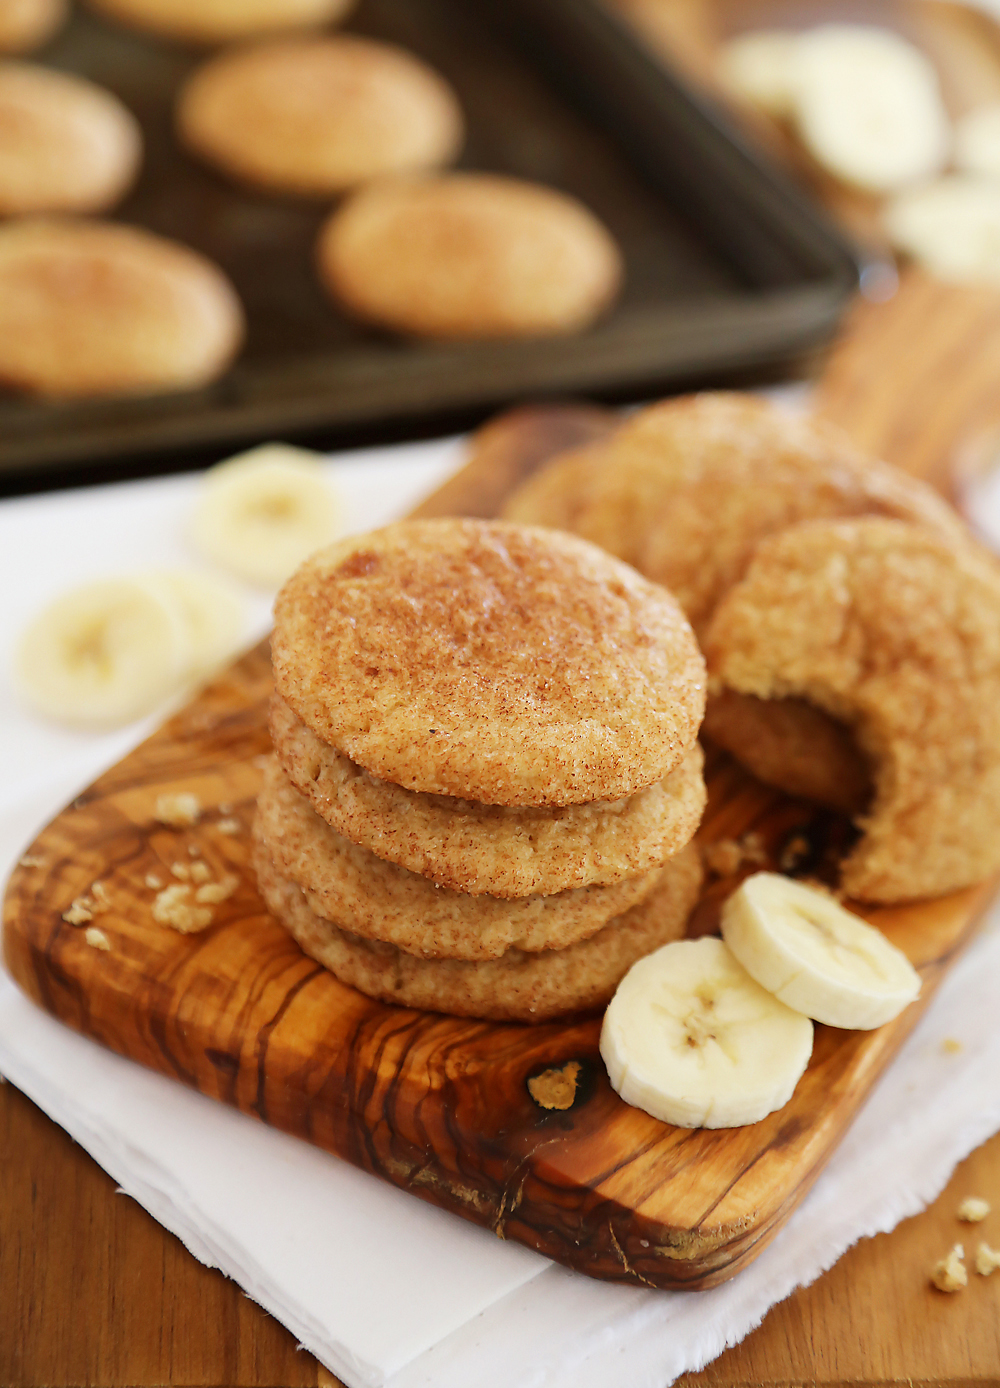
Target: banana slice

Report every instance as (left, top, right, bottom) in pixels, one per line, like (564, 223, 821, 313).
(600, 936, 813, 1129)
(792, 25, 950, 193)
(717, 30, 800, 119)
(884, 176, 1000, 285)
(721, 873, 921, 1030)
(147, 570, 246, 682)
(15, 576, 192, 728)
(188, 443, 343, 588)
(956, 103, 1000, 179)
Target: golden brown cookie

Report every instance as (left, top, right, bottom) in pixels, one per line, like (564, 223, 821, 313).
(253, 757, 664, 959)
(0, 0, 66, 51)
(316, 173, 622, 339)
(0, 218, 244, 397)
(502, 393, 968, 636)
(269, 692, 706, 897)
(705, 517, 1000, 902)
(702, 689, 872, 816)
(254, 836, 702, 1021)
(86, 0, 353, 45)
(272, 519, 706, 806)
(177, 36, 462, 198)
(0, 62, 141, 215)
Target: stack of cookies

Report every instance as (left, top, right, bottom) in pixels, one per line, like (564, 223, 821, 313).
(253, 518, 707, 1022)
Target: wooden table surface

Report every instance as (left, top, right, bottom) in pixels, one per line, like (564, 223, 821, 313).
(6, 0, 1000, 1373)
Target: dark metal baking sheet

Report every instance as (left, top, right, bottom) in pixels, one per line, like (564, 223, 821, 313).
(0, 0, 859, 490)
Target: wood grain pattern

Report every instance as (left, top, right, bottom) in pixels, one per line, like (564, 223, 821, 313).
(3, 407, 997, 1292)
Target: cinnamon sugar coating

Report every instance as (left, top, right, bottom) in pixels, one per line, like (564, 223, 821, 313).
(503, 393, 968, 636)
(269, 693, 706, 897)
(272, 519, 705, 806)
(254, 835, 702, 1021)
(705, 518, 1000, 901)
(254, 756, 665, 959)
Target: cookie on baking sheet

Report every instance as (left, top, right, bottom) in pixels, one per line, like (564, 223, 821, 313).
(177, 36, 462, 198)
(705, 517, 1000, 902)
(269, 692, 706, 897)
(253, 756, 663, 960)
(254, 837, 703, 1021)
(316, 172, 622, 339)
(0, 62, 141, 216)
(0, 0, 66, 51)
(0, 218, 244, 397)
(272, 519, 706, 806)
(502, 393, 969, 636)
(86, 0, 353, 44)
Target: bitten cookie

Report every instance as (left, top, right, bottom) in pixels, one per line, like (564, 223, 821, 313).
(0, 218, 244, 396)
(503, 392, 968, 636)
(0, 61, 141, 215)
(177, 36, 462, 197)
(705, 517, 1000, 901)
(254, 756, 664, 959)
(270, 692, 706, 897)
(85, 0, 353, 44)
(255, 836, 702, 1021)
(272, 518, 706, 805)
(316, 173, 622, 339)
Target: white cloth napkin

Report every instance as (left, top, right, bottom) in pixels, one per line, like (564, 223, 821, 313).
(2, 432, 1000, 1388)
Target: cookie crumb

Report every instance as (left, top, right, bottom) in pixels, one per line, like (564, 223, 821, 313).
(90, 881, 111, 908)
(194, 873, 238, 905)
(527, 1060, 582, 1111)
(218, 802, 232, 815)
(941, 1037, 963, 1054)
(154, 792, 201, 828)
(703, 839, 743, 876)
(62, 896, 94, 925)
(84, 926, 111, 951)
(931, 1245, 967, 1292)
(145, 873, 163, 890)
(170, 861, 191, 881)
(217, 817, 240, 835)
(18, 853, 46, 868)
(975, 1242, 1000, 1276)
(189, 860, 212, 884)
(152, 883, 213, 934)
(702, 832, 770, 877)
(958, 1197, 991, 1222)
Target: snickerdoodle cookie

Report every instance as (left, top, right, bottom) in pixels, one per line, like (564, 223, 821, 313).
(0, 0, 66, 52)
(502, 393, 968, 636)
(177, 36, 462, 197)
(316, 173, 622, 339)
(0, 62, 141, 215)
(0, 218, 244, 396)
(270, 692, 706, 897)
(272, 519, 705, 806)
(86, 0, 352, 44)
(254, 757, 663, 960)
(705, 517, 1000, 901)
(254, 837, 702, 1021)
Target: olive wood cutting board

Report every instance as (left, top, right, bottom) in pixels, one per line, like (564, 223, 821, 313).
(3, 400, 997, 1291)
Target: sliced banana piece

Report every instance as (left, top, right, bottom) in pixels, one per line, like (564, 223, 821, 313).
(792, 25, 950, 193)
(717, 30, 799, 119)
(147, 570, 246, 682)
(188, 443, 343, 588)
(15, 576, 192, 728)
(884, 176, 1000, 285)
(956, 102, 1000, 179)
(721, 873, 921, 1030)
(600, 936, 813, 1129)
